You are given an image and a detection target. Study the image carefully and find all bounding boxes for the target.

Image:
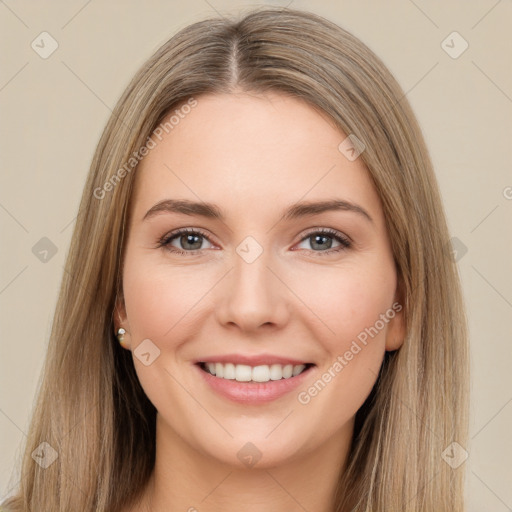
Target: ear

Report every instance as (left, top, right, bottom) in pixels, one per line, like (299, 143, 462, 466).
(113, 292, 132, 350)
(385, 277, 406, 352)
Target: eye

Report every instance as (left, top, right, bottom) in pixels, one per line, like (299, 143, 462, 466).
(157, 228, 214, 255)
(156, 227, 351, 256)
(294, 228, 351, 256)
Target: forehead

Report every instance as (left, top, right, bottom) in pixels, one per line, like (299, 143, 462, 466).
(132, 92, 382, 224)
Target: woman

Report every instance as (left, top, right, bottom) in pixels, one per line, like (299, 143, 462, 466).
(2, 7, 469, 511)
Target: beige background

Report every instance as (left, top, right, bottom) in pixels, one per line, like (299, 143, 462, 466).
(1, 0, 511, 509)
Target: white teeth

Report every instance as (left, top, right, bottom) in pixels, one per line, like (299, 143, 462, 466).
(269, 364, 283, 380)
(252, 365, 270, 382)
(202, 362, 308, 382)
(235, 364, 252, 382)
(223, 362, 236, 379)
(283, 364, 294, 378)
(292, 364, 305, 376)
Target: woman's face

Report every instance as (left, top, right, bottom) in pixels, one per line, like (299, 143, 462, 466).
(116, 91, 404, 469)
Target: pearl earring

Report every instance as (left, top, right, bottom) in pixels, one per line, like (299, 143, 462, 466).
(117, 327, 127, 346)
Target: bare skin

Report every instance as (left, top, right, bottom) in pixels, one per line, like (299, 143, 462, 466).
(116, 91, 405, 512)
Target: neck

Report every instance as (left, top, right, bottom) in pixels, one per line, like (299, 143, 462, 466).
(133, 413, 354, 512)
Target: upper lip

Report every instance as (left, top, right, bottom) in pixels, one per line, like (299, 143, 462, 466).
(195, 353, 314, 367)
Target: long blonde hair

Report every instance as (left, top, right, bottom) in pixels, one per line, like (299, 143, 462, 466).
(2, 7, 469, 511)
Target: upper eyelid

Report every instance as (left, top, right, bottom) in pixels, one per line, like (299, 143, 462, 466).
(161, 226, 350, 248)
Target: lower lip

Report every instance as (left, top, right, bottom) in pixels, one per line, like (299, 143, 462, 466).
(194, 363, 315, 404)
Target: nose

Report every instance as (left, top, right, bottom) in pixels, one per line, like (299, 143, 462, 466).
(214, 247, 290, 333)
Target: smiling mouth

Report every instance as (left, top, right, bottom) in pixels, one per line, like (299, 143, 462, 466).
(197, 362, 315, 383)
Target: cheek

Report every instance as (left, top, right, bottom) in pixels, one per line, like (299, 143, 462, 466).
(121, 256, 206, 409)
(123, 255, 207, 340)
(293, 263, 395, 405)
(294, 262, 396, 347)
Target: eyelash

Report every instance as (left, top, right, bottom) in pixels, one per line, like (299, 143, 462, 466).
(156, 227, 352, 257)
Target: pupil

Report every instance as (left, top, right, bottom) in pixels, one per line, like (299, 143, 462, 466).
(312, 235, 331, 250)
(183, 234, 201, 250)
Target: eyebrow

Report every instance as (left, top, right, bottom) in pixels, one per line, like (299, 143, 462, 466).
(143, 198, 373, 223)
